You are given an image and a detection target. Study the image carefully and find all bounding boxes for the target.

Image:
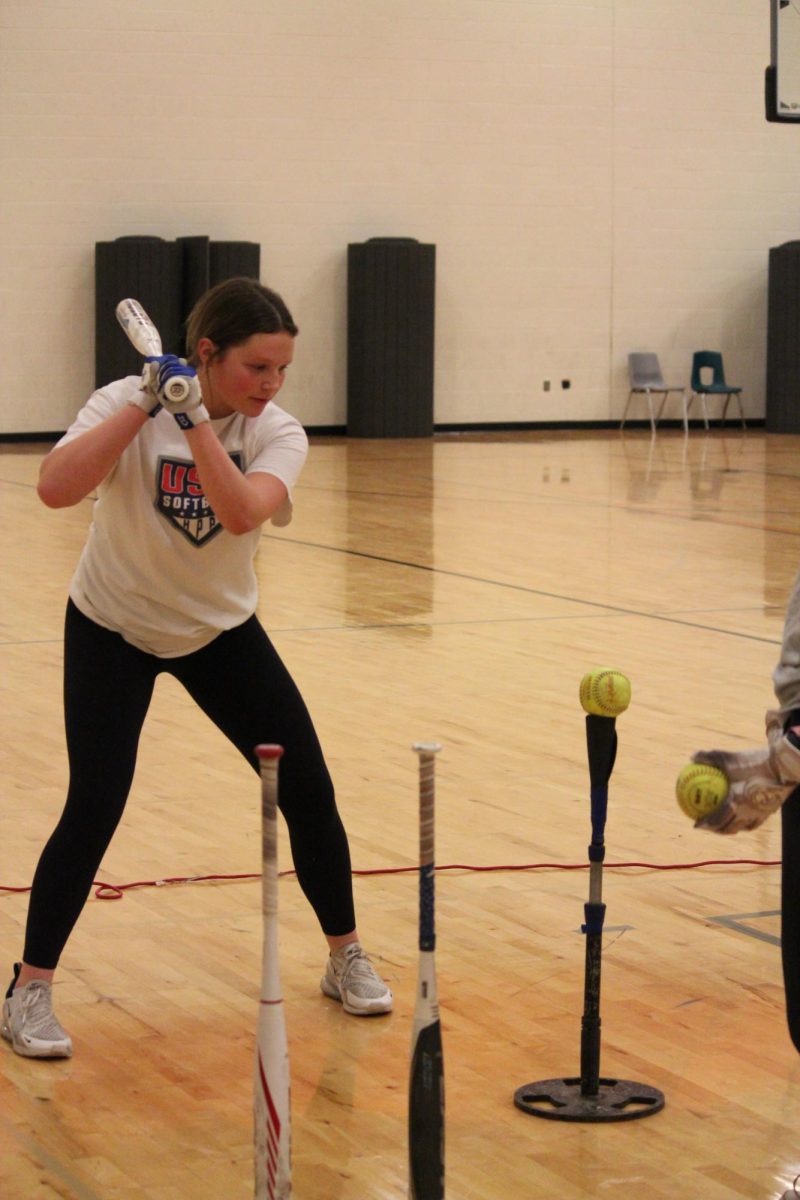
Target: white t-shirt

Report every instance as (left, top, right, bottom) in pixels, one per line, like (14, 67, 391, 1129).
(57, 376, 308, 658)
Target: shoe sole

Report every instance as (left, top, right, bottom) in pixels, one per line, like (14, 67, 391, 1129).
(320, 978, 392, 1016)
(1, 1016, 73, 1058)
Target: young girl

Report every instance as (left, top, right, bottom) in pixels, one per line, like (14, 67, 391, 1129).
(2, 277, 392, 1058)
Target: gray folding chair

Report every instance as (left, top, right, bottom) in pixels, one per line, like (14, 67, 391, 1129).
(621, 353, 689, 435)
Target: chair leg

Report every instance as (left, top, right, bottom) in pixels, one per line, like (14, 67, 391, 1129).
(620, 390, 634, 430)
(655, 390, 669, 427)
(721, 394, 731, 427)
(737, 394, 747, 430)
(657, 387, 688, 432)
(646, 390, 656, 435)
(688, 392, 707, 429)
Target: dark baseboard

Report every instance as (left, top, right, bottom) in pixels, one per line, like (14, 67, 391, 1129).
(0, 431, 65, 444)
(433, 418, 765, 433)
(310, 418, 766, 436)
(0, 417, 766, 444)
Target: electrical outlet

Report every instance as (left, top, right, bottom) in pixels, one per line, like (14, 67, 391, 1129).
(543, 379, 551, 391)
(561, 379, 571, 389)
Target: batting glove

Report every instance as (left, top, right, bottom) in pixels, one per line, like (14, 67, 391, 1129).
(130, 366, 163, 417)
(693, 709, 800, 833)
(143, 355, 210, 428)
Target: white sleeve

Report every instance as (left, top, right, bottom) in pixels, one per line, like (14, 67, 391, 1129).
(54, 378, 139, 449)
(245, 408, 309, 527)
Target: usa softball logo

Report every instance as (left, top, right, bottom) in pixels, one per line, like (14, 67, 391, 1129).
(154, 453, 243, 546)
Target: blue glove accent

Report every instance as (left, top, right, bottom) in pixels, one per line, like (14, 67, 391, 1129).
(143, 354, 203, 414)
(145, 354, 197, 392)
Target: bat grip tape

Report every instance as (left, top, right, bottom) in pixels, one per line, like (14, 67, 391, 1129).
(589, 785, 608, 853)
(419, 865, 436, 951)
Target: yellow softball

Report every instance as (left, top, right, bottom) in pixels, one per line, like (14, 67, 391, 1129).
(675, 762, 729, 820)
(579, 668, 631, 717)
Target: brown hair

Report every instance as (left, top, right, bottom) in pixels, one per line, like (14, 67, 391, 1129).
(185, 277, 298, 365)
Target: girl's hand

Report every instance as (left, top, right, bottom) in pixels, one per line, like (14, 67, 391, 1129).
(142, 356, 210, 427)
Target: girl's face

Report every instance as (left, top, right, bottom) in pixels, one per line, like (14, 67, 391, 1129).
(197, 331, 295, 419)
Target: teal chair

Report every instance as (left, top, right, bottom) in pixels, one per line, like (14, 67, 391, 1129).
(688, 351, 746, 429)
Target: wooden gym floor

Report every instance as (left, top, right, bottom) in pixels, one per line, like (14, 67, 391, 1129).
(2, 426, 800, 1199)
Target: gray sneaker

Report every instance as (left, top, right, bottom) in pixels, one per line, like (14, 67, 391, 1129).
(320, 943, 393, 1015)
(693, 709, 800, 834)
(2, 964, 73, 1058)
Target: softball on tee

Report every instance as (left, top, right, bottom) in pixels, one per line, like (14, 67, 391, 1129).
(579, 668, 631, 717)
(675, 762, 729, 820)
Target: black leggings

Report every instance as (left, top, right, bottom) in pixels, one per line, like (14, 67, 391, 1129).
(23, 600, 355, 969)
(783, 788, 800, 1052)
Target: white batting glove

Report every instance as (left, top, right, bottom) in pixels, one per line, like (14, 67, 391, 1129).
(693, 709, 800, 834)
(144, 355, 210, 428)
(130, 368, 163, 417)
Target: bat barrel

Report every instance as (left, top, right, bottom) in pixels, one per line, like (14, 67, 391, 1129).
(115, 298, 198, 409)
(115, 298, 164, 356)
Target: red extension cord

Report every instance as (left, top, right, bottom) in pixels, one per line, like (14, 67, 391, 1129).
(0, 857, 783, 902)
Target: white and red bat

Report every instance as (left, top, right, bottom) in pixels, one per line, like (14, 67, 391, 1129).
(254, 744, 291, 1200)
(409, 742, 445, 1200)
(114, 297, 191, 403)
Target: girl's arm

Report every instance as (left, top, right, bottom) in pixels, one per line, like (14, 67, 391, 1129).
(181, 422, 289, 534)
(38, 405, 149, 508)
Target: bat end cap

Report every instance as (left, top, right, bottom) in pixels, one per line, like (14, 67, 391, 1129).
(255, 743, 284, 760)
(412, 741, 442, 754)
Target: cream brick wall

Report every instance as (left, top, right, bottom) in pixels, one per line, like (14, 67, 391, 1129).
(0, 1, 796, 433)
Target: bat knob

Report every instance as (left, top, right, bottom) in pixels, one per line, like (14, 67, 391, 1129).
(255, 744, 284, 761)
(163, 377, 191, 404)
(412, 741, 442, 754)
